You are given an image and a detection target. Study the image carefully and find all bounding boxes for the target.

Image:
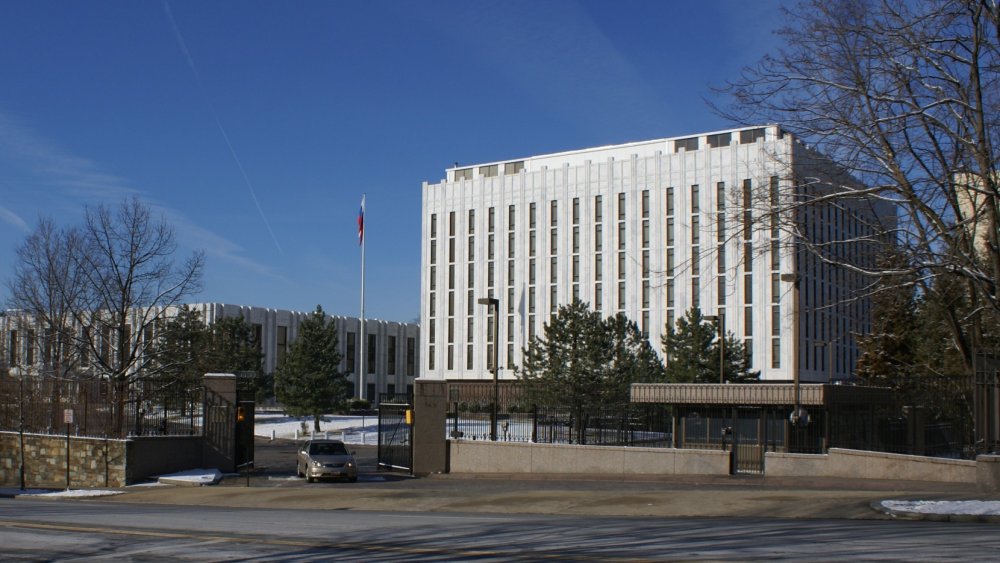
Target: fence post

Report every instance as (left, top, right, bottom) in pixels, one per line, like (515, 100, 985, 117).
(532, 405, 538, 443)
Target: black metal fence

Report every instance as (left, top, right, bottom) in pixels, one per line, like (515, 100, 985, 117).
(447, 404, 672, 447)
(0, 375, 203, 439)
(444, 380, 976, 458)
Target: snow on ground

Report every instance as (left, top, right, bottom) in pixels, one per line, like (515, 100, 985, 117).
(0, 488, 124, 498)
(254, 413, 380, 444)
(154, 468, 223, 486)
(880, 500, 1000, 516)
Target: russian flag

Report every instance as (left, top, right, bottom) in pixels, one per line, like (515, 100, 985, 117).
(358, 195, 365, 245)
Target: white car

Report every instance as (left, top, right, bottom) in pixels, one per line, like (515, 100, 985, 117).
(296, 439, 358, 483)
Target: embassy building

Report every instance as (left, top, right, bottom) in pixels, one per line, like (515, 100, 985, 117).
(419, 125, 894, 384)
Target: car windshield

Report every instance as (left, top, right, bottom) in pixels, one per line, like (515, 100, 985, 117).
(309, 443, 348, 456)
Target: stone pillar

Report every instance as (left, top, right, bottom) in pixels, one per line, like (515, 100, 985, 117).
(412, 379, 448, 476)
(203, 373, 238, 403)
(977, 455, 1000, 493)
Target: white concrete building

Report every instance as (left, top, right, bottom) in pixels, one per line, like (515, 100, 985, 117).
(420, 125, 893, 383)
(2, 303, 420, 402)
(186, 304, 419, 401)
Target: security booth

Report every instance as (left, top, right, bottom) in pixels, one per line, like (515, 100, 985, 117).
(631, 383, 895, 474)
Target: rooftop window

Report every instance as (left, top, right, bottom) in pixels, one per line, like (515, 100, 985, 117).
(740, 128, 766, 144)
(674, 137, 699, 152)
(505, 161, 524, 175)
(707, 133, 732, 148)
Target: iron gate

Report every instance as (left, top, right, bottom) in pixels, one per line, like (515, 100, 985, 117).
(377, 401, 412, 473)
(730, 407, 765, 475)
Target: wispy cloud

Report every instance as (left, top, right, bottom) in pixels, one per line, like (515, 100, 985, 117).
(0, 203, 29, 232)
(0, 108, 282, 281)
(424, 2, 667, 138)
(157, 205, 292, 283)
(0, 111, 137, 200)
(162, 0, 284, 255)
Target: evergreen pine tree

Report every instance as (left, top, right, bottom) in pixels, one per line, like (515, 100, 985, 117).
(521, 301, 663, 411)
(661, 308, 759, 383)
(273, 305, 347, 431)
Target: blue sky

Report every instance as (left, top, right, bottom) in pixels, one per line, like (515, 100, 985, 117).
(0, 0, 787, 323)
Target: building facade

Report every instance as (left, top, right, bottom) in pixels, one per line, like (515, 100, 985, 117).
(420, 126, 892, 384)
(190, 304, 419, 401)
(2, 303, 420, 402)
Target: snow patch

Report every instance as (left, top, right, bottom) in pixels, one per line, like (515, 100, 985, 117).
(156, 468, 223, 486)
(881, 500, 1000, 516)
(0, 488, 124, 498)
(254, 413, 379, 444)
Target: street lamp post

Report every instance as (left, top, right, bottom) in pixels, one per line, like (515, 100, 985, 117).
(477, 297, 500, 441)
(780, 273, 808, 427)
(704, 315, 724, 384)
(19, 369, 26, 491)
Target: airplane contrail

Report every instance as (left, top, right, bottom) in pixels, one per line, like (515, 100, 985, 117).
(162, 0, 283, 255)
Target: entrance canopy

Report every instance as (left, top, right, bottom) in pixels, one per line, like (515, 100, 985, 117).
(631, 382, 893, 407)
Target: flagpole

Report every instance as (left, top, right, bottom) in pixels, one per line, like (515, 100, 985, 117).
(359, 194, 366, 402)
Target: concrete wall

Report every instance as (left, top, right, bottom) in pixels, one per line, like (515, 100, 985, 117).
(765, 448, 977, 484)
(125, 436, 203, 484)
(446, 440, 990, 485)
(448, 440, 729, 477)
(412, 380, 448, 475)
(1, 431, 128, 488)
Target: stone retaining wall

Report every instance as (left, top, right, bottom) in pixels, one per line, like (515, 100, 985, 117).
(0, 431, 127, 488)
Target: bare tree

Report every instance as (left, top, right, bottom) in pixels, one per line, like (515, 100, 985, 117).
(720, 0, 1000, 368)
(70, 197, 204, 431)
(6, 219, 87, 382)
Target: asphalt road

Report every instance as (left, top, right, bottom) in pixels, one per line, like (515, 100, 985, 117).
(3, 438, 995, 560)
(3, 497, 1000, 561)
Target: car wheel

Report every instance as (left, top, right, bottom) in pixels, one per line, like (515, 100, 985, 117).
(307, 475, 314, 483)
(348, 477, 358, 483)
(296, 464, 304, 478)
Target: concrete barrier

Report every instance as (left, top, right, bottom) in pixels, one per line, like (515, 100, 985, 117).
(765, 448, 977, 484)
(447, 440, 986, 485)
(977, 455, 1000, 492)
(448, 440, 729, 477)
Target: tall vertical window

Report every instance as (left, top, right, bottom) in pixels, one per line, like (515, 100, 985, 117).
(769, 176, 782, 342)
(447, 211, 456, 372)
(594, 195, 603, 311)
(549, 200, 558, 313)
(388, 335, 397, 375)
(743, 180, 753, 282)
(8, 330, 18, 366)
(665, 187, 675, 331)
(528, 203, 537, 339)
(428, 213, 438, 371)
(507, 205, 515, 365)
(276, 326, 288, 365)
(617, 192, 626, 313)
(717, 181, 727, 309)
(691, 185, 701, 315)
(347, 331, 356, 374)
(486, 206, 496, 371)
(406, 337, 415, 376)
(467, 208, 476, 370)
(572, 197, 580, 301)
(641, 189, 650, 335)
(368, 334, 377, 374)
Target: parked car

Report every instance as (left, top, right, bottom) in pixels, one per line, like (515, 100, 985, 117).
(297, 439, 358, 483)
